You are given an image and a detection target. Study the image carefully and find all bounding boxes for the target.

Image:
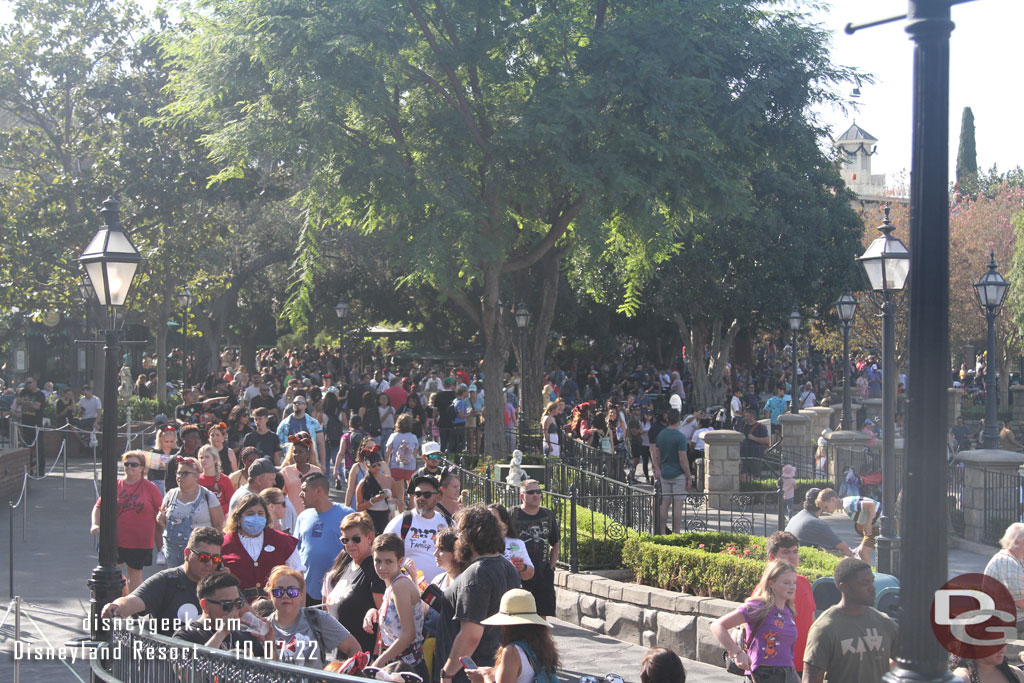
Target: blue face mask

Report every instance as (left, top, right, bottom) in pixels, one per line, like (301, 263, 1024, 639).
(241, 514, 265, 535)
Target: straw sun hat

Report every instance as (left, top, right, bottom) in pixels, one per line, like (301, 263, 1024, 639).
(480, 590, 551, 628)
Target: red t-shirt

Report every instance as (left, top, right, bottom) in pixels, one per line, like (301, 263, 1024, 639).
(384, 385, 409, 411)
(198, 473, 235, 513)
(95, 478, 163, 549)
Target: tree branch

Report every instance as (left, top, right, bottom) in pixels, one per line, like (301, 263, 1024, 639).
(502, 195, 585, 273)
(446, 288, 482, 328)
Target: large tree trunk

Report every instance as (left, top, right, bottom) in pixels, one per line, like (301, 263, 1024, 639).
(512, 249, 563, 425)
(481, 265, 511, 458)
(675, 315, 740, 412)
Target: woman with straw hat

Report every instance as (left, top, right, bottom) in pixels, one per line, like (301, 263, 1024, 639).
(465, 589, 559, 683)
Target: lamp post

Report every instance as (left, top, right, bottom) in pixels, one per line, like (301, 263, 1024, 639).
(176, 289, 193, 384)
(974, 254, 1009, 449)
(79, 282, 94, 386)
(787, 306, 802, 414)
(335, 300, 349, 378)
(857, 204, 909, 577)
(78, 196, 141, 642)
(834, 291, 858, 431)
(515, 303, 531, 418)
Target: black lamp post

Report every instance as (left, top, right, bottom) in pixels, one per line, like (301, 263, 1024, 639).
(857, 204, 909, 577)
(335, 300, 349, 377)
(787, 306, 802, 414)
(78, 197, 141, 642)
(177, 289, 193, 385)
(79, 282, 94, 386)
(974, 253, 1009, 449)
(515, 303, 531, 414)
(834, 291, 858, 431)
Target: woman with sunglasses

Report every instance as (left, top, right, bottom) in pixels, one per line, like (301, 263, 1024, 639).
(259, 487, 294, 535)
(207, 422, 239, 474)
(266, 566, 361, 668)
(355, 446, 395, 535)
(157, 456, 225, 567)
(149, 426, 179, 495)
(198, 444, 235, 514)
(322, 511, 384, 652)
(90, 450, 162, 592)
(226, 405, 252, 453)
(222, 493, 302, 601)
(281, 432, 322, 511)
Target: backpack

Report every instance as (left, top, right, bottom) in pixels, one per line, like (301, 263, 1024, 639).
(399, 509, 452, 540)
(511, 640, 557, 683)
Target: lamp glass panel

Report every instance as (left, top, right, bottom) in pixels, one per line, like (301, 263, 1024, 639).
(84, 262, 109, 306)
(105, 260, 139, 306)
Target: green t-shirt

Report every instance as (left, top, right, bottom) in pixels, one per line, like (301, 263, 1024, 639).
(803, 605, 898, 682)
(654, 426, 688, 480)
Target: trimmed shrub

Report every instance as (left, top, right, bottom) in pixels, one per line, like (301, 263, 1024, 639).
(117, 396, 183, 423)
(623, 531, 841, 601)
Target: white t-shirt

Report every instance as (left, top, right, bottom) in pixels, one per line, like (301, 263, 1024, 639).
(383, 510, 449, 582)
(679, 415, 698, 441)
(692, 427, 713, 452)
(242, 385, 261, 403)
(78, 395, 102, 420)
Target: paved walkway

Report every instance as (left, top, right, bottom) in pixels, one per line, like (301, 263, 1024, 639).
(0, 456, 998, 682)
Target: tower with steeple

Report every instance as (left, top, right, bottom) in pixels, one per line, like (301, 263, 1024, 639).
(834, 122, 888, 201)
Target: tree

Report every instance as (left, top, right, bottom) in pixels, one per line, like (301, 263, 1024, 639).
(163, 0, 859, 453)
(956, 107, 979, 197)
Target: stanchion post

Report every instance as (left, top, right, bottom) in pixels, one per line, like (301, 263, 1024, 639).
(62, 439, 67, 501)
(13, 595, 21, 683)
(22, 467, 27, 542)
(777, 482, 786, 531)
(569, 485, 579, 573)
(8, 502, 13, 598)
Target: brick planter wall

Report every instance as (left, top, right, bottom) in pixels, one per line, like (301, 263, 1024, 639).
(0, 448, 31, 502)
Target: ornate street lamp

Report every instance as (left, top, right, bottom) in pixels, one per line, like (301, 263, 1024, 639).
(335, 300, 350, 377)
(857, 203, 909, 577)
(177, 289, 193, 384)
(974, 253, 1009, 449)
(78, 197, 140, 643)
(834, 291, 858, 431)
(787, 306, 802, 414)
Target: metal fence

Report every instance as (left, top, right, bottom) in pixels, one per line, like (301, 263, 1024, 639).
(763, 442, 818, 480)
(558, 429, 626, 481)
(983, 468, 1023, 544)
(949, 459, 966, 537)
(91, 623, 368, 682)
(657, 491, 784, 537)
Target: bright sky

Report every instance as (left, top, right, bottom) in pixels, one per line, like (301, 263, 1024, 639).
(814, 0, 1024, 184)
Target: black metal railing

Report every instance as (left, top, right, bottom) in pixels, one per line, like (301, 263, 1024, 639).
(983, 468, 1023, 544)
(763, 441, 818, 480)
(558, 429, 626, 481)
(949, 459, 965, 537)
(92, 623, 367, 682)
(656, 491, 784, 537)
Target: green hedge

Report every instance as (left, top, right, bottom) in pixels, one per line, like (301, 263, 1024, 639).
(117, 396, 183, 423)
(623, 531, 841, 602)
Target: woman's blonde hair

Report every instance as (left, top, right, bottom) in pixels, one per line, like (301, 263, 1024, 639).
(122, 450, 147, 471)
(1000, 522, 1024, 550)
(197, 444, 220, 473)
(747, 559, 797, 618)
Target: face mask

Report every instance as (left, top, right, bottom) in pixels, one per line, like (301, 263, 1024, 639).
(241, 514, 265, 535)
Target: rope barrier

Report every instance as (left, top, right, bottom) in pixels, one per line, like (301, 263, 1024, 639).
(22, 601, 88, 620)
(10, 467, 28, 510)
(21, 605, 88, 683)
(26, 439, 66, 481)
(8, 420, 157, 440)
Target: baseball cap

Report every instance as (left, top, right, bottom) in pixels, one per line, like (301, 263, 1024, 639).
(422, 441, 442, 458)
(248, 458, 278, 478)
(443, 377, 454, 387)
(410, 475, 440, 493)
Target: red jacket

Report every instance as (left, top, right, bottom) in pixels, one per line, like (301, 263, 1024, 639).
(222, 528, 298, 595)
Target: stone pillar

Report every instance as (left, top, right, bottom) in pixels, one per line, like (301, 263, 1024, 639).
(805, 407, 834, 442)
(948, 388, 962, 429)
(779, 413, 811, 448)
(702, 430, 744, 492)
(862, 398, 883, 422)
(957, 449, 1024, 544)
(1012, 386, 1024, 424)
(823, 430, 871, 483)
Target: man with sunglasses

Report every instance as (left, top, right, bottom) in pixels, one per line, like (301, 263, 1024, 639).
(101, 526, 225, 635)
(512, 479, 559, 619)
(384, 475, 451, 582)
(172, 572, 269, 652)
(277, 394, 327, 471)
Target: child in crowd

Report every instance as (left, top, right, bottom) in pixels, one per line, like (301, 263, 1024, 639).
(364, 533, 427, 678)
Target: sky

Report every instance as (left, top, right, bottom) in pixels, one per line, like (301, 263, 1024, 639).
(813, 0, 1024, 185)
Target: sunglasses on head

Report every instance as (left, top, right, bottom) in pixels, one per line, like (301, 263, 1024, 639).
(340, 534, 363, 545)
(271, 586, 302, 599)
(205, 597, 245, 611)
(413, 490, 435, 498)
(188, 549, 222, 565)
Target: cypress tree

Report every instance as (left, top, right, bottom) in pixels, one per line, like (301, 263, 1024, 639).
(956, 106, 978, 195)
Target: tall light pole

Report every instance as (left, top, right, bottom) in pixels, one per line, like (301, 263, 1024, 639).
(335, 299, 349, 380)
(79, 282, 94, 387)
(177, 289, 193, 385)
(834, 291, 858, 431)
(79, 196, 141, 642)
(515, 303, 531, 420)
(974, 253, 1009, 449)
(857, 204, 909, 577)
(787, 306, 802, 414)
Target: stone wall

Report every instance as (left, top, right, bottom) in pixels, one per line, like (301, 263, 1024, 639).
(0, 448, 31, 502)
(554, 570, 742, 667)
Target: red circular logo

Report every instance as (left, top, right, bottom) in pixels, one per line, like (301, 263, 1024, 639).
(931, 573, 1017, 659)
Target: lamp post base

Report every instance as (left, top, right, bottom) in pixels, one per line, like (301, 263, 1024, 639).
(876, 534, 900, 578)
(87, 564, 124, 641)
(884, 668, 958, 683)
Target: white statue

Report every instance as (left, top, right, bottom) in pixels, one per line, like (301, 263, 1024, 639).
(118, 365, 133, 399)
(506, 449, 525, 487)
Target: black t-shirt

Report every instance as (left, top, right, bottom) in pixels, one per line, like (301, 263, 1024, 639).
(413, 465, 442, 484)
(206, 392, 237, 421)
(242, 430, 282, 462)
(433, 390, 457, 427)
(133, 567, 202, 635)
(327, 554, 385, 652)
(172, 621, 262, 652)
(739, 421, 769, 459)
(248, 394, 277, 413)
(17, 388, 46, 424)
(512, 507, 560, 570)
(441, 555, 521, 667)
(175, 403, 202, 425)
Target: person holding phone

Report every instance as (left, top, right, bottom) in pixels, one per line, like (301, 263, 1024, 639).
(355, 447, 395, 534)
